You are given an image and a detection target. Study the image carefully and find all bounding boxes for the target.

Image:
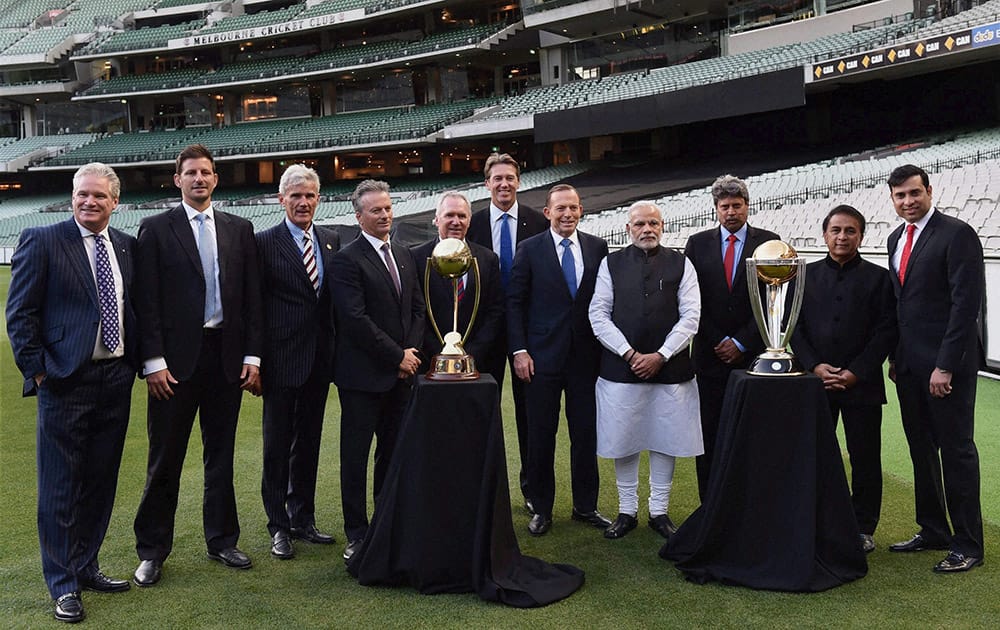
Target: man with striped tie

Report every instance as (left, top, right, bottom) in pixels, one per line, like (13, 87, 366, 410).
(256, 165, 340, 559)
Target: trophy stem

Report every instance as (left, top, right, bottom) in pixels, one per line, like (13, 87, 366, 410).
(452, 278, 460, 333)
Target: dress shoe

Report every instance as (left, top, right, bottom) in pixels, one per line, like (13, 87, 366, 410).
(207, 547, 252, 569)
(933, 552, 983, 573)
(860, 534, 876, 554)
(571, 508, 612, 529)
(527, 513, 552, 536)
(54, 592, 84, 623)
(889, 533, 950, 553)
(81, 570, 131, 593)
(343, 539, 363, 562)
(290, 523, 335, 545)
(603, 513, 638, 539)
(133, 560, 162, 587)
(648, 514, 678, 539)
(271, 531, 294, 559)
(524, 499, 536, 516)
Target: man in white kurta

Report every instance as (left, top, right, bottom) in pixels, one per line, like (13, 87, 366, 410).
(588, 202, 702, 540)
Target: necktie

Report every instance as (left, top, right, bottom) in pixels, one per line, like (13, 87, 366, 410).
(499, 213, 513, 289)
(381, 242, 401, 297)
(302, 231, 319, 294)
(723, 233, 737, 291)
(195, 214, 216, 323)
(898, 223, 916, 285)
(456, 275, 465, 303)
(560, 238, 577, 299)
(94, 234, 119, 352)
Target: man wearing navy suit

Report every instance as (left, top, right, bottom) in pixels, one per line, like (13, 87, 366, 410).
(507, 183, 611, 536)
(466, 153, 548, 514)
(884, 164, 986, 573)
(331, 179, 424, 562)
(411, 191, 503, 368)
(683, 175, 779, 500)
(132, 144, 263, 586)
(7, 163, 137, 623)
(256, 165, 340, 559)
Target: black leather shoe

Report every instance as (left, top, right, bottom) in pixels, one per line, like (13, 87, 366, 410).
(524, 499, 536, 516)
(343, 539, 363, 562)
(81, 570, 131, 593)
(648, 514, 678, 539)
(133, 560, 162, 587)
(290, 524, 335, 545)
(861, 534, 876, 554)
(603, 513, 638, 539)
(527, 513, 552, 536)
(271, 531, 294, 559)
(54, 592, 84, 623)
(933, 552, 983, 573)
(207, 547, 252, 569)
(571, 508, 612, 529)
(889, 533, 950, 553)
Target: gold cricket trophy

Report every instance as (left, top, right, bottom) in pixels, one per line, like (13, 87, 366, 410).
(745, 239, 807, 376)
(423, 238, 481, 380)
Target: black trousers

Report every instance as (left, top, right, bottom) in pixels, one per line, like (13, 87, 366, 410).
(134, 332, 244, 560)
(829, 401, 883, 535)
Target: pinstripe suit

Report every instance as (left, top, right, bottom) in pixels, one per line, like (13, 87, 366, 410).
(6, 218, 137, 598)
(256, 220, 340, 536)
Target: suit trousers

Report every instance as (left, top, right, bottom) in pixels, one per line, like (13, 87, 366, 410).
(37, 359, 133, 598)
(134, 331, 244, 560)
(895, 369, 983, 557)
(694, 372, 729, 501)
(261, 368, 331, 536)
(338, 380, 411, 541)
(829, 401, 883, 535)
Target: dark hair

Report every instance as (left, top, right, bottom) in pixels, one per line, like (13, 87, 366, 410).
(822, 204, 866, 235)
(887, 164, 929, 189)
(175, 144, 215, 174)
(711, 174, 749, 205)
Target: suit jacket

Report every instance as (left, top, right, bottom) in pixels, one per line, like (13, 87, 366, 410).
(507, 229, 609, 375)
(135, 205, 263, 382)
(256, 222, 340, 389)
(684, 224, 780, 378)
(887, 210, 985, 379)
(331, 234, 425, 392)
(467, 203, 548, 256)
(7, 218, 138, 396)
(411, 238, 504, 365)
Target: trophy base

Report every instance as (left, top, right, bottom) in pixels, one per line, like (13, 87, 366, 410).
(747, 351, 806, 377)
(426, 353, 480, 381)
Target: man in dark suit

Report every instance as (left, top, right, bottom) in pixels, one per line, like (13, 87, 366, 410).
(256, 164, 340, 559)
(331, 179, 424, 562)
(507, 183, 611, 536)
(7, 163, 137, 623)
(791, 205, 897, 554)
(132, 144, 263, 586)
(683, 174, 779, 500)
(411, 191, 503, 368)
(466, 152, 548, 514)
(884, 164, 985, 573)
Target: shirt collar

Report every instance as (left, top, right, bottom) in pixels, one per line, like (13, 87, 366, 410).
(75, 219, 109, 239)
(822, 252, 863, 271)
(284, 217, 312, 240)
(361, 229, 390, 251)
(183, 202, 214, 222)
(905, 207, 935, 231)
(721, 223, 749, 243)
(490, 201, 519, 223)
(549, 228, 579, 248)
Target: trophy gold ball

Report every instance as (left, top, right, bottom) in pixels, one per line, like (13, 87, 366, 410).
(752, 240, 799, 284)
(423, 238, 480, 380)
(745, 239, 806, 376)
(430, 238, 473, 279)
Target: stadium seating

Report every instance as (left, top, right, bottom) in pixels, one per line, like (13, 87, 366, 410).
(76, 19, 205, 54)
(197, 5, 304, 35)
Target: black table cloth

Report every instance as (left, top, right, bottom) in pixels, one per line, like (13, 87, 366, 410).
(347, 375, 584, 607)
(662, 371, 868, 592)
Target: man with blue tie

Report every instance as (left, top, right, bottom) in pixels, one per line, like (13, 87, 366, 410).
(7, 163, 137, 623)
(256, 165, 340, 559)
(507, 183, 612, 536)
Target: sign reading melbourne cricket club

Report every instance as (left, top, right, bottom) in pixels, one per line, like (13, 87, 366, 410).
(168, 9, 365, 49)
(810, 21, 1000, 81)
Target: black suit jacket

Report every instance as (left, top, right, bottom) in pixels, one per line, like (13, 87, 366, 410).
(7, 218, 138, 395)
(135, 205, 263, 382)
(466, 203, 548, 257)
(331, 234, 425, 392)
(256, 222, 340, 389)
(887, 210, 985, 380)
(410, 238, 504, 366)
(684, 224, 780, 378)
(507, 229, 609, 375)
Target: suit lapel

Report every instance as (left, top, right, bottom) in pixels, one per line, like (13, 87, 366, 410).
(277, 224, 316, 296)
(361, 238, 400, 303)
(108, 228, 132, 289)
(59, 219, 99, 310)
(168, 206, 203, 279)
(887, 224, 904, 289)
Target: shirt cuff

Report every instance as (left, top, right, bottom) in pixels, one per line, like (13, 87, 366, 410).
(143, 357, 168, 376)
(243, 355, 261, 367)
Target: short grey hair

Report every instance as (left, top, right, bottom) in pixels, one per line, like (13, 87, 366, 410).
(279, 164, 320, 196)
(436, 190, 471, 216)
(351, 179, 390, 213)
(711, 174, 749, 205)
(626, 200, 662, 223)
(73, 162, 120, 200)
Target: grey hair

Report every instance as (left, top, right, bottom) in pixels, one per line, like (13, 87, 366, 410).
(626, 200, 662, 223)
(279, 164, 320, 196)
(73, 162, 121, 200)
(711, 174, 749, 205)
(351, 179, 391, 213)
(436, 190, 471, 215)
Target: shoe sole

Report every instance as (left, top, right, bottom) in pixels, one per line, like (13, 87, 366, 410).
(54, 612, 84, 624)
(933, 558, 984, 573)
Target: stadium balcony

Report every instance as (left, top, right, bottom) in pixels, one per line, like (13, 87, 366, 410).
(73, 19, 206, 56)
(0, 0, 72, 29)
(197, 5, 305, 35)
(79, 67, 203, 96)
(62, 0, 160, 30)
(44, 128, 208, 166)
(0, 27, 75, 64)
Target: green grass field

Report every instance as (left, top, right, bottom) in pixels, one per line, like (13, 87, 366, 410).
(2, 265, 999, 629)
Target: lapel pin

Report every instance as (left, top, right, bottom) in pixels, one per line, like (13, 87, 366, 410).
(326, 243, 332, 249)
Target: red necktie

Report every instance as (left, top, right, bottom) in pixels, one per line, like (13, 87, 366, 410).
(897, 224, 916, 285)
(723, 234, 737, 291)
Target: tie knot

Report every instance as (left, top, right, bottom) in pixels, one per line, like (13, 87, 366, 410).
(303, 231, 311, 242)
(906, 224, 916, 235)
(194, 213, 207, 225)
(561, 238, 571, 249)
(381, 242, 389, 252)
(727, 234, 738, 244)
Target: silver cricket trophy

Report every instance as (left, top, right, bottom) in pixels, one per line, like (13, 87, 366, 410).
(423, 238, 481, 380)
(745, 240, 807, 376)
